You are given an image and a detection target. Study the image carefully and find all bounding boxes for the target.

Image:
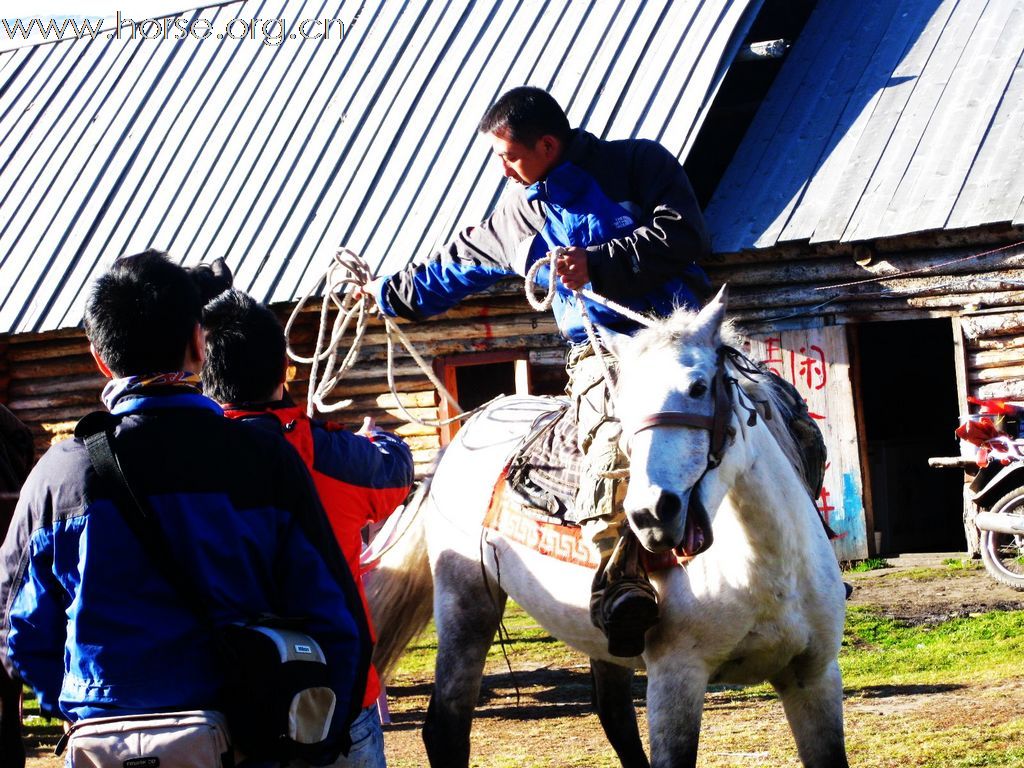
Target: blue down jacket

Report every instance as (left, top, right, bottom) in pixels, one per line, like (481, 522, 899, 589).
(0, 391, 371, 756)
(372, 129, 711, 342)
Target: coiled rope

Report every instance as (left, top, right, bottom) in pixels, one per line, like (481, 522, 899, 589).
(288, 247, 656, 423)
(285, 248, 470, 425)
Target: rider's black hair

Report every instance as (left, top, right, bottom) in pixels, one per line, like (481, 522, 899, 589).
(84, 249, 203, 377)
(201, 289, 287, 405)
(477, 86, 571, 147)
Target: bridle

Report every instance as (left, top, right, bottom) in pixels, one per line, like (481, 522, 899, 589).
(629, 346, 767, 470)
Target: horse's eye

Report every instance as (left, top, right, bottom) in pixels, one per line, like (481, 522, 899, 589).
(689, 381, 708, 398)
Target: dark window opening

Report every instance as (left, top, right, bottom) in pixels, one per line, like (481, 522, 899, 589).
(685, 0, 818, 206)
(855, 320, 964, 554)
(454, 361, 517, 411)
(433, 350, 530, 445)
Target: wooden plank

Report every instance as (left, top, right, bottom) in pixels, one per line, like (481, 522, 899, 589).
(951, 316, 971, 417)
(746, 324, 869, 560)
(948, 38, 1024, 228)
(843, 0, 989, 241)
(848, 324, 877, 556)
(782, 0, 928, 243)
(873, 0, 1024, 238)
(812, 0, 959, 243)
(705, 0, 851, 253)
(732, 0, 874, 250)
(754, 0, 894, 248)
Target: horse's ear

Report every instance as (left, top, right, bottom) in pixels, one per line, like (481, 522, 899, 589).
(695, 285, 728, 344)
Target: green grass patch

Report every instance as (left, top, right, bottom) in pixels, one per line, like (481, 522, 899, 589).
(943, 557, 983, 571)
(847, 557, 891, 572)
(840, 606, 1024, 689)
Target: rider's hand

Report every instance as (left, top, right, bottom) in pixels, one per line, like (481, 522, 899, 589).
(352, 278, 384, 302)
(554, 247, 590, 291)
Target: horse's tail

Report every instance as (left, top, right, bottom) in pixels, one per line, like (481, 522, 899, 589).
(365, 476, 435, 682)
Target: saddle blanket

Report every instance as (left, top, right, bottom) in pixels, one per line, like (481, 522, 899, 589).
(484, 474, 686, 572)
(484, 477, 600, 568)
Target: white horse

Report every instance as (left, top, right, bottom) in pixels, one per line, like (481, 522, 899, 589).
(369, 291, 849, 768)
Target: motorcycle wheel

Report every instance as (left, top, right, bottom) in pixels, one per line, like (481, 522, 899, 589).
(979, 488, 1024, 591)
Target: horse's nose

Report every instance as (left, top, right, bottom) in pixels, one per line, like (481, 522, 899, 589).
(631, 489, 682, 530)
(655, 490, 682, 524)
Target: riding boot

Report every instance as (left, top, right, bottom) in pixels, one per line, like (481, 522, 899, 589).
(589, 529, 659, 658)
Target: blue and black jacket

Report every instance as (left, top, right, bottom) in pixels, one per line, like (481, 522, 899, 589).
(0, 389, 372, 757)
(372, 129, 711, 342)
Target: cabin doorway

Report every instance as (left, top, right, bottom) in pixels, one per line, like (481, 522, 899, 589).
(853, 319, 965, 554)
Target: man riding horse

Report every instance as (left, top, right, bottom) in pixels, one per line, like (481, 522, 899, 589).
(366, 86, 711, 656)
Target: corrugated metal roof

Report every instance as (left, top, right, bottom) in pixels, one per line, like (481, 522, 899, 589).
(0, 0, 762, 334)
(705, 0, 1024, 254)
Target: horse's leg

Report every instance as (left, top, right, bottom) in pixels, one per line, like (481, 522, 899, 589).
(423, 550, 507, 768)
(590, 658, 649, 768)
(771, 659, 849, 768)
(644, 658, 706, 768)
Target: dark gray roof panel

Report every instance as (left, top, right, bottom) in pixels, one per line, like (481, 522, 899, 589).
(705, 0, 1024, 254)
(0, 0, 761, 333)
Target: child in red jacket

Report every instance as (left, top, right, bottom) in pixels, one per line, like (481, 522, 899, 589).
(203, 290, 414, 767)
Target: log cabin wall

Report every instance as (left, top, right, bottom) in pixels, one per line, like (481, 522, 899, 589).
(3, 283, 563, 477)
(705, 230, 1024, 329)
(705, 230, 1024, 404)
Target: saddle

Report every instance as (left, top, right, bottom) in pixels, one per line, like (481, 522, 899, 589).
(505, 401, 584, 524)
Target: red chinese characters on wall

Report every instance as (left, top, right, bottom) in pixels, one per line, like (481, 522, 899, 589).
(754, 337, 836, 524)
(761, 337, 828, 391)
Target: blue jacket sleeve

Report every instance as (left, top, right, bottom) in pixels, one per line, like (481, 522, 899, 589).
(378, 190, 547, 321)
(312, 426, 413, 522)
(1, 482, 68, 719)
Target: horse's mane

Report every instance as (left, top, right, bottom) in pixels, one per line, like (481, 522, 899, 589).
(640, 309, 824, 499)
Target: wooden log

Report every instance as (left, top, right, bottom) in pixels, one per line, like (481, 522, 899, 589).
(729, 270, 1024, 310)
(728, 291, 1024, 323)
(968, 347, 1024, 369)
(8, 391, 104, 411)
(9, 357, 101, 379)
(976, 379, 1024, 400)
(706, 243, 1024, 288)
(960, 312, 1024, 340)
(968, 364, 1024, 384)
(970, 336, 1024, 352)
(9, 372, 108, 397)
(4, 339, 91, 363)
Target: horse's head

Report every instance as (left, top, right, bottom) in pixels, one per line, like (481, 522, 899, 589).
(612, 287, 731, 554)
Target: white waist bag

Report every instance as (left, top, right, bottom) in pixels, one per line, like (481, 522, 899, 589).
(62, 710, 233, 768)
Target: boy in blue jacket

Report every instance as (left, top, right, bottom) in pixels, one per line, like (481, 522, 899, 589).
(0, 251, 371, 763)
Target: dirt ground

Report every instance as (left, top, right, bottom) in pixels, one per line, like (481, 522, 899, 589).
(22, 553, 1024, 767)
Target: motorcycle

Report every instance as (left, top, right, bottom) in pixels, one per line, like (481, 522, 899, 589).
(947, 397, 1024, 590)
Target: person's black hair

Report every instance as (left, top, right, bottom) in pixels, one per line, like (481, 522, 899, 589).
(186, 257, 234, 305)
(84, 249, 203, 377)
(477, 86, 571, 146)
(202, 289, 287, 404)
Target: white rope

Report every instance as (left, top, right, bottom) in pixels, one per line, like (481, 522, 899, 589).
(523, 247, 657, 397)
(288, 246, 659, 425)
(286, 249, 490, 426)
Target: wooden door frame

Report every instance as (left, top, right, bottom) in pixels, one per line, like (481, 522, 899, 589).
(432, 349, 531, 445)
